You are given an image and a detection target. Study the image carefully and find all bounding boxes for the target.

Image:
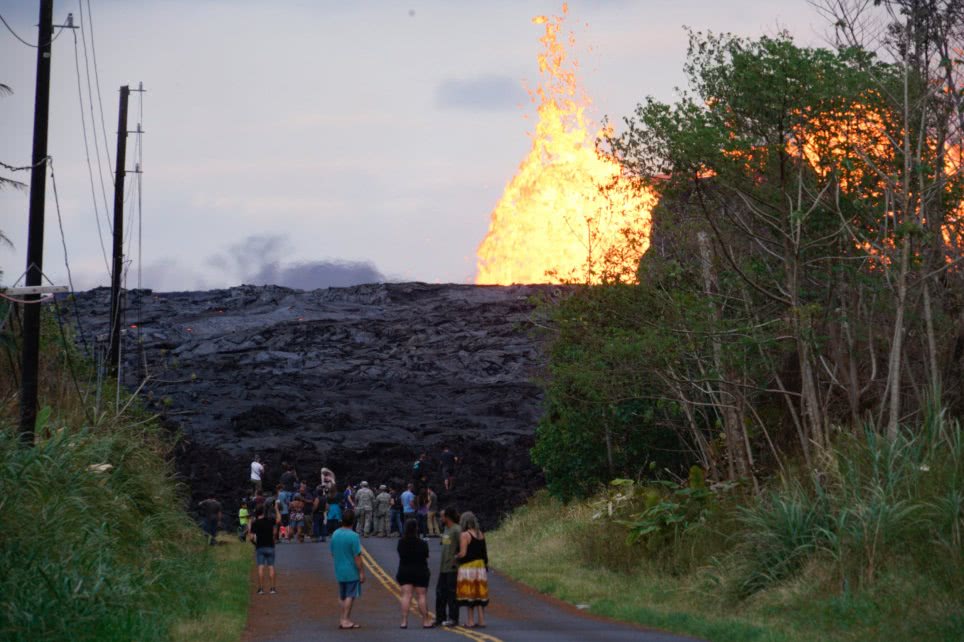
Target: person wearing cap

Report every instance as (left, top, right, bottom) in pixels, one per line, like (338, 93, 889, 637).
(373, 484, 392, 536)
(354, 481, 375, 538)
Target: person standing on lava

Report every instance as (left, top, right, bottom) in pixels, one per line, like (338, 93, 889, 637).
(440, 446, 459, 491)
(250, 454, 265, 495)
(413, 453, 429, 489)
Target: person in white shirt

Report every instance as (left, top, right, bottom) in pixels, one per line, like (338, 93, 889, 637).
(251, 455, 265, 494)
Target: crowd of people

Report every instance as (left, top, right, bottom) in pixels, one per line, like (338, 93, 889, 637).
(240, 451, 460, 543)
(234, 447, 488, 629)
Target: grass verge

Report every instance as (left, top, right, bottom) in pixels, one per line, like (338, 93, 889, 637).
(171, 537, 252, 642)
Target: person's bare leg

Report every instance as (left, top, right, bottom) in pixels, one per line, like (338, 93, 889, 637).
(399, 585, 412, 627)
(268, 565, 276, 590)
(465, 605, 475, 628)
(341, 596, 355, 627)
(416, 587, 432, 626)
(477, 606, 486, 627)
(257, 565, 264, 591)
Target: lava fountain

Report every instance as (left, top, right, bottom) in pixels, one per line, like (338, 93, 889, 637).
(475, 6, 656, 285)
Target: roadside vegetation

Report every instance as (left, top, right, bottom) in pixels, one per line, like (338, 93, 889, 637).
(494, 412, 962, 641)
(0, 301, 251, 641)
(503, 3, 964, 641)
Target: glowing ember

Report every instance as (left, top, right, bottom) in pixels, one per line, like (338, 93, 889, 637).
(475, 5, 655, 285)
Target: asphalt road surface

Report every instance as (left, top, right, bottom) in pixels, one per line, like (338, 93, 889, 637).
(241, 534, 699, 642)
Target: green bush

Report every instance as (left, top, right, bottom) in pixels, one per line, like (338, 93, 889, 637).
(0, 411, 213, 641)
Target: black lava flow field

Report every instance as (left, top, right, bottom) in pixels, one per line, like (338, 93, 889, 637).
(71, 282, 559, 527)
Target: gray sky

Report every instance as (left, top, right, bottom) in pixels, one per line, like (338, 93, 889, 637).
(1, 0, 825, 290)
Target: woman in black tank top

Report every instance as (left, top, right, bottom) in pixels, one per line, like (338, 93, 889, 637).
(455, 511, 489, 628)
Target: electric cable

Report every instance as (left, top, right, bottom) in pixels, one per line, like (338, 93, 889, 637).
(77, 1, 113, 220)
(0, 158, 48, 173)
(71, 28, 111, 274)
(48, 157, 92, 356)
(0, 12, 65, 48)
(51, 291, 95, 426)
(83, 0, 113, 182)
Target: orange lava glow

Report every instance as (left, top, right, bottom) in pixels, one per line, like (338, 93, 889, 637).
(789, 100, 964, 264)
(475, 5, 656, 285)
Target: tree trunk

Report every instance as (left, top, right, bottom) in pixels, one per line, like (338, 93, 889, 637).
(886, 235, 911, 440)
(697, 232, 751, 480)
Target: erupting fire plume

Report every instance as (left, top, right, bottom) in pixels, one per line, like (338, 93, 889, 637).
(475, 5, 655, 285)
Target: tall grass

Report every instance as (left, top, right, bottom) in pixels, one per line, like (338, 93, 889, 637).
(491, 412, 964, 641)
(734, 414, 963, 596)
(0, 414, 215, 640)
(0, 306, 237, 641)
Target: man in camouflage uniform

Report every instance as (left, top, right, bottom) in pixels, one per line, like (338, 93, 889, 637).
(373, 485, 392, 536)
(353, 481, 375, 537)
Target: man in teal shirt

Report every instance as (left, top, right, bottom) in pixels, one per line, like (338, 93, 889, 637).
(329, 510, 365, 629)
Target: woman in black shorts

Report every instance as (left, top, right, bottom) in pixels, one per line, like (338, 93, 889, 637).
(396, 518, 434, 628)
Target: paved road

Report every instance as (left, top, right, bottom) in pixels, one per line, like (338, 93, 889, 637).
(241, 535, 699, 642)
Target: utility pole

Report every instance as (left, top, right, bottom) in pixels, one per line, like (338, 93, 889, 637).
(108, 85, 130, 375)
(19, 0, 55, 445)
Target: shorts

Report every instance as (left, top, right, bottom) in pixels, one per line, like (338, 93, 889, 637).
(289, 518, 305, 529)
(281, 513, 290, 526)
(443, 468, 453, 479)
(255, 547, 275, 566)
(338, 580, 362, 600)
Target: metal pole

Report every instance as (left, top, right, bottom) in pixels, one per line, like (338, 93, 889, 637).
(108, 85, 129, 375)
(19, 0, 55, 444)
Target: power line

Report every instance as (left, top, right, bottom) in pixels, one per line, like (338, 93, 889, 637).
(77, 1, 113, 219)
(71, 28, 111, 275)
(48, 156, 92, 356)
(1, 157, 49, 173)
(0, 12, 65, 48)
(83, 0, 113, 182)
